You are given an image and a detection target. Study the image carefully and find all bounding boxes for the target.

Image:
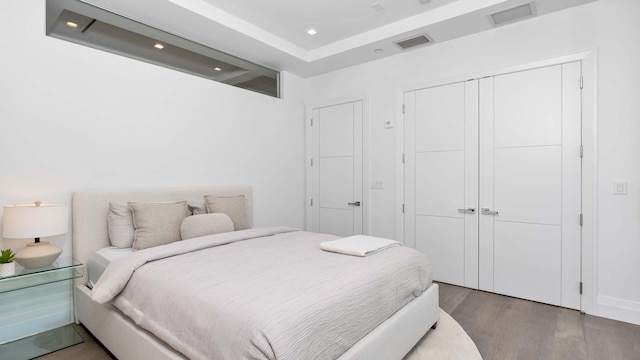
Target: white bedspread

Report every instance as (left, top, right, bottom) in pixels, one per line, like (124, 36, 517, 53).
(92, 227, 432, 360)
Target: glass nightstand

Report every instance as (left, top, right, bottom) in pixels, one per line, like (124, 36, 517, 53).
(0, 257, 84, 359)
(0, 256, 83, 293)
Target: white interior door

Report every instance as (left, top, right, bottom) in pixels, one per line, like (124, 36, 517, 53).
(404, 81, 479, 288)
(479, 63, 582, 309)
(403, 62, 582, 309)
(312, 101, 363, 236)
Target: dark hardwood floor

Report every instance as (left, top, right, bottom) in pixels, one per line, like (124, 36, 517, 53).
(438, 282, 640, 360)
(36, 283, 640, 359)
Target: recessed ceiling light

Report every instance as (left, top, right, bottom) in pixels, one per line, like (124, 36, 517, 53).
(154, 43, 164, 49)
(306, 28, 318, 36)
(418, 0, 432, 4)
(374, 48, 384, 54)
(214, 67, 222, 71)
(66, 21, 78, 28)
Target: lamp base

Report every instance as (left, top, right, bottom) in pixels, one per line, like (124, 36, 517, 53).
(14, 241, 62, 269)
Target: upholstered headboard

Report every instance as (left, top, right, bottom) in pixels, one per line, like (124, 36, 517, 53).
(72, 186, 252, 286)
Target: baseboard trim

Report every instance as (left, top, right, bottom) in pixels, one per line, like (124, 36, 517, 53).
(596, 295, 640, 325)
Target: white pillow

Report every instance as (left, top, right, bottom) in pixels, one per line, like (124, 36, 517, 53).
(180, 213, 234, 240)
(188, 200, 207, 215)
(107, 203, 135, 248)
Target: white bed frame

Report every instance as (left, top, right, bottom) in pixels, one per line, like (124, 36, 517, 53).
(72, 186, 439, 360)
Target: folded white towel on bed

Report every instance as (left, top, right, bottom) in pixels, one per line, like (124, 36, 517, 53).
(320, 235, 402, 257)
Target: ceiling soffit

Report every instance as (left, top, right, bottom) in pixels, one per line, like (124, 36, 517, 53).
(79, 0, 597, 77)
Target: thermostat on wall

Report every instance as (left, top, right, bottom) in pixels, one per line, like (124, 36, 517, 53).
(384, 119, 394, 129)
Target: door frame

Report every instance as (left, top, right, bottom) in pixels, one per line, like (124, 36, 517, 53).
(305, 95, 370, 235)
(395, 50, 597, 314)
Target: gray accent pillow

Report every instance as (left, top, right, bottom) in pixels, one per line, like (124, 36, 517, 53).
(129, 201, 191, 250)
(204, 195, 250, 230)
(180, 213, 234, 240)
(108, 201, 206, 248)
(107, 202, 135, 248)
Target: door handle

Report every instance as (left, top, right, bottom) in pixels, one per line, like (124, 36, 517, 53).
(481, 208, 499, 215)
(458, 208, 476, 214)
(348, 201, 361, 207)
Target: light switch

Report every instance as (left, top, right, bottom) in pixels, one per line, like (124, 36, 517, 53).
(614, 181, 627, 195)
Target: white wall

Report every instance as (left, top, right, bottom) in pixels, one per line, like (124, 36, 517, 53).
(306, 0, 640, 325)
(0, 0, 306, 342)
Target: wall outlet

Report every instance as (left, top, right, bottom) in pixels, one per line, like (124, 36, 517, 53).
(371, 180, 383, 189)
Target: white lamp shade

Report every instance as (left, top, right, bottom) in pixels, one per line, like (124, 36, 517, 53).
(2, 202, 69, 239)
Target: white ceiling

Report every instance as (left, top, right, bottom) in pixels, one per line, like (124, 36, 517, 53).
(80, 0, 596, 77)
(198, 0, 459, 50)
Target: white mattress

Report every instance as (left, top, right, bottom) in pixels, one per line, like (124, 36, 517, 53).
(87, 247, 132, 288)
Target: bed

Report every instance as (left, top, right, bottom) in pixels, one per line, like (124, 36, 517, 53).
(72, 186, 439, 360)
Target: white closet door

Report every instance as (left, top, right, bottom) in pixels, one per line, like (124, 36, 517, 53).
(479, 63, 582, 309)
(312, 101, 363, 236)
(405, 81, 479, 288)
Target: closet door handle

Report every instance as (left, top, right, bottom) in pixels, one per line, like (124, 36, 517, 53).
(458, 208, 476, 214)
(348, 201, 361, 207)
(481, 208, 499, 215)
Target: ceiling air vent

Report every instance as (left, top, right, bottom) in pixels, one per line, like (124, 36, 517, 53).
(489, 3, 536, 27)
(395, 34, 432, 50)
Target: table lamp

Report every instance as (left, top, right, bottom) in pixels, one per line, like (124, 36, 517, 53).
(2, 201, 68, 268)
